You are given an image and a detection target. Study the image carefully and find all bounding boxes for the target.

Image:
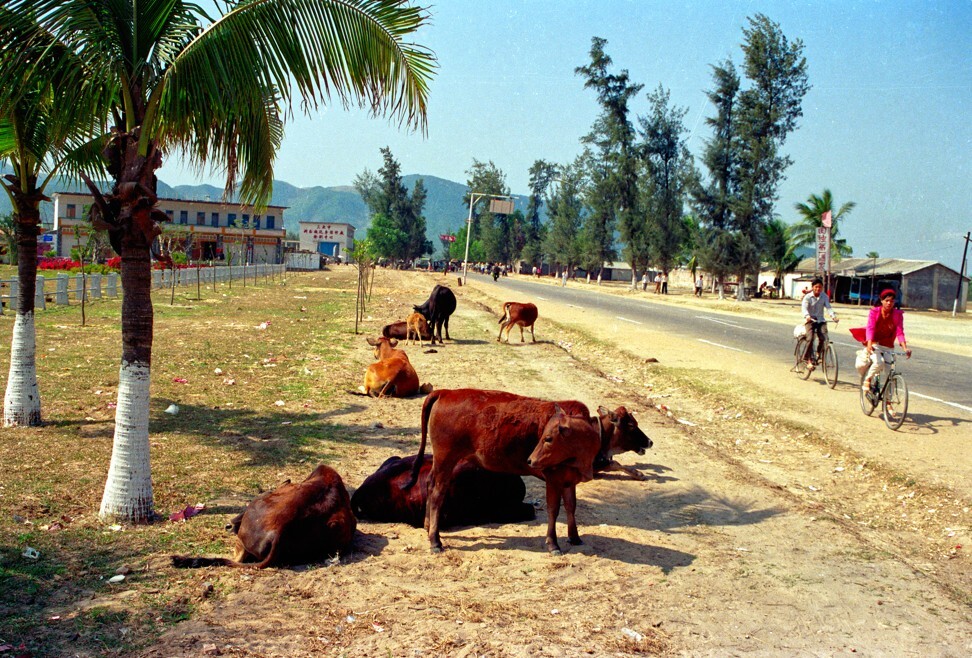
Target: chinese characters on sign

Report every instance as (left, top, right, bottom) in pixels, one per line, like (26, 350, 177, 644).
(816, 226, 831, 273)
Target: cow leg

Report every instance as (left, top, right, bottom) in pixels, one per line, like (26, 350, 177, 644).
(530, 324, 536, 343)
(519, 325, 525, 342)
(497, 321, 506, 342)
(563, 485, 582, 545)
(544, 483, 564, 555)
(427, 460, 456, 553)
(443, 316, 451, 340)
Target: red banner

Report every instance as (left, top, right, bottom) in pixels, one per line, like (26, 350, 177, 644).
(439, 234, 456, 242)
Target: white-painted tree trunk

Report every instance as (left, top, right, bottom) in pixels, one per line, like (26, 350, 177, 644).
(3, 311, 41, 427)
(99, 360, 154, 521)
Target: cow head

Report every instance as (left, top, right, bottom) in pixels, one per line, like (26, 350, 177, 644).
(366, 336, 397, 359)
(597, 406, 652, 458)
(527, 408, 599, 482)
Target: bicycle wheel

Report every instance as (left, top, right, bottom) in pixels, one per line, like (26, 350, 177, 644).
(793, 338, 810, 379)
(823, 342, 838, 389)
(883, 373, 909, 430)
(859, 372, 877, 416)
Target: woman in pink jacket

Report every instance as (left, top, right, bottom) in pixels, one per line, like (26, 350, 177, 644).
(863, 288, 912, 391)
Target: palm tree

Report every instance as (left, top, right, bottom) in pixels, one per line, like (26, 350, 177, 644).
(791, 189, 855, 261)
(1, 8, 109, 427)
(4, 0, 434, 522)
(763, 217, 799, 298)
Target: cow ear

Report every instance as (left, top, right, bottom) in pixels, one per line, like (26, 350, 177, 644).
(597, 405, 616, 421)
(553, 403, 564, 415)
(366, 337, 378, 346)
(388, 338, 398, 347)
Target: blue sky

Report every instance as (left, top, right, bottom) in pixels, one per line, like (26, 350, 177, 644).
(159, 1, 972, 271)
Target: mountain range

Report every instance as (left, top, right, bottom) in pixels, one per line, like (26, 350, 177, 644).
(1, 168, 527, 246)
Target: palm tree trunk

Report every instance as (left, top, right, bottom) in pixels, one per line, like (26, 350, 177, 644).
(99, 234, 155, 521)
(3, 206, 41, 426)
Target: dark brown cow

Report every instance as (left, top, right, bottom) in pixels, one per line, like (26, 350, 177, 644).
(171, 464, 356, 568)
(497, 302, 538, 343)
(363, 336, 430, 397)
(407, 389, 613, 555)
(350, 455, 534, 528)
(382, 320, 431, 342)
(413, 284, 457, 345)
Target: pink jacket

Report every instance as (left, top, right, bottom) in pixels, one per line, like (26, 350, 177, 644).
(865, 306, 906, 347)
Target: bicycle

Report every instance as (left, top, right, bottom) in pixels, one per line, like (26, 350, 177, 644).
(859, 350, 909, 430)
(792, 320, 839, 389)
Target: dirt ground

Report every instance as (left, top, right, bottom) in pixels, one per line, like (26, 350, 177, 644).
(143, 267, 971, 657)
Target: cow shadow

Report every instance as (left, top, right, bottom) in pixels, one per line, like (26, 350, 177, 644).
(595, 462, 678, 484)
(444, 338, 489, 346)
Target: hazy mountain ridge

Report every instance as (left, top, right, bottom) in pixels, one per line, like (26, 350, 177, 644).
(0, 168, 532, 246)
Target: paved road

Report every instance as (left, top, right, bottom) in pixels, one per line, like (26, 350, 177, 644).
(476, 272, 972, 416)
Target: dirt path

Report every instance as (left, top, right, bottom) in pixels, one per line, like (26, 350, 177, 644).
(145, 268, 971, 657)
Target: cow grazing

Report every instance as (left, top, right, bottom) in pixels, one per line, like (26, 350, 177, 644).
(405, 312, 429, 347)
(171, 465, 356, 569)
(497, 302, 539, 343)
(407, 389, 603, 555)
(363, 336, 431, 398)
(413, 284, 457, 345)
(382, 320, 431, 342)
(351, 454, 534, 528)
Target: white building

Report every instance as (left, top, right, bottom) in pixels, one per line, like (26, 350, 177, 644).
(298, 221, 355, 261)
(52, 192, 288, 264)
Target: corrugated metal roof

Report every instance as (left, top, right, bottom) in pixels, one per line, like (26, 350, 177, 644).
(794, 256, 966, 278)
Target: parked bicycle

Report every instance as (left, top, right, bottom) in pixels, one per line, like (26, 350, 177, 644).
(859, 350, 909, 430)
(792, 320, 839, 388)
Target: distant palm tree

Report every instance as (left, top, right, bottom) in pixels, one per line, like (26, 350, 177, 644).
(791, 189, 855, 260)
(1, 8, 108, 427)
(763, 218, 799, 298)
(3, 0, 434, 522)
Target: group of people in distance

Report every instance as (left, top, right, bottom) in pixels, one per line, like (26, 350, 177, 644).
(800, 276, 911, 392)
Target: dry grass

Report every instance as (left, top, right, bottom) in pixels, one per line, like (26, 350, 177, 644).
(0, 267, 374, 656)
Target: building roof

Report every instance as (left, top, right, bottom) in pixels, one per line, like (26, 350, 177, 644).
(794, 256, 967, 280)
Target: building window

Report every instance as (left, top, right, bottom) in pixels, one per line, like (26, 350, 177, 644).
(254, 216, 261, 230)
(67, 204, 76, 219)
(266, 215, 275, 229)
(211, 212, 219, 227)
(165, 209, 174, 220)
(228, 212, 237, 226)
(242, 213, 249, 228)
(179, 210, 188, 224)
(196, 211, 205, 225)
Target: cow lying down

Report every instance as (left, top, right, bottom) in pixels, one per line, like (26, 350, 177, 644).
(351, 454, 534, 528)
(172, 464, 356, 569)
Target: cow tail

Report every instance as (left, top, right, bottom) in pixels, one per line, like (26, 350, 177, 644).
(498, 302, 511, 325)
(171, 555, 236, 569)
(404, 391, 438, 489)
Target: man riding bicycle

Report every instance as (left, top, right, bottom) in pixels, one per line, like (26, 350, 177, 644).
(800, 277, 838, 368)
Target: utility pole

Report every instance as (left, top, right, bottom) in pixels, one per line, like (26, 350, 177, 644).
(461, 192, 513, 286)
(953, 231, 971, 318)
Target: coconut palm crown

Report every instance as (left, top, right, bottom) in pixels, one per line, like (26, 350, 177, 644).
(1, 0, 435, 522)
(790, 189, 855, 261)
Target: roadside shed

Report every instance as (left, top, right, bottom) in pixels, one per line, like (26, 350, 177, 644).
(792, 257, 968, 312)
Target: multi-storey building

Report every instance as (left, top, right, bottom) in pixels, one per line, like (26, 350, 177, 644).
(51, 192, 288, 264)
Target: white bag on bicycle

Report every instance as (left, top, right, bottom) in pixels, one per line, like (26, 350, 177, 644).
(855, 349, 870, 375)
(793, 324, 805, 339)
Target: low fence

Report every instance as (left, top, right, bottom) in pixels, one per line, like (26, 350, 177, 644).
(0, 263, 287, 314)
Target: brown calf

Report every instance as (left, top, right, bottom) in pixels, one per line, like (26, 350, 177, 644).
(497, 302, 539, 343)
(407, 389, 599, 555)
(363, 336, 429, 398)
(171, 464, 356, 568)
(351, 454, 534, 528)
(405, 312, 429, 347)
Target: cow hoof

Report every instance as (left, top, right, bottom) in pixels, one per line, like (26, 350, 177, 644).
(549, 548, 563, 557)
(431, 546, 443, 554)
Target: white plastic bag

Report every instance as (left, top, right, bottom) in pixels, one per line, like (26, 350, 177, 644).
(793, 324, 805, 339)
(855, 349, 870, 375)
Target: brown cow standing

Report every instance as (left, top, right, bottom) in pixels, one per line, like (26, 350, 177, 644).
(363, 336, 430, 398)
(171, 464, 356, 568)
(407, 389, 619, 555)
(497, 302, 538, 343)
(382, 320, 431, 342)
(350, 455, 534, 528)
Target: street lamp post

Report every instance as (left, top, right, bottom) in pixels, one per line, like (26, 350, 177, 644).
(461, 192, 513, 286)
